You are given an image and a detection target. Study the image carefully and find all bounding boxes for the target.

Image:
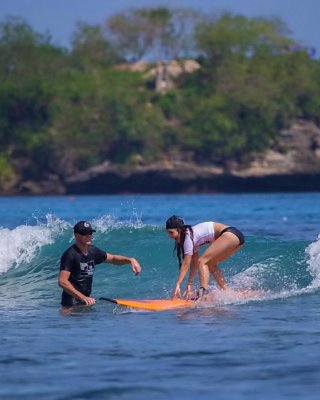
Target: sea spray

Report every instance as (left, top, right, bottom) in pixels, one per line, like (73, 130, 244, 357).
(305, 234, 320, 288)
(0, 225, 54, 274)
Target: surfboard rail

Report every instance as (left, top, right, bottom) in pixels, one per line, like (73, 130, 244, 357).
(100, 297, 194, 311)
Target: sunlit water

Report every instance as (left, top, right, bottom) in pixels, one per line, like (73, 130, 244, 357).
(0, 193, 319, 400)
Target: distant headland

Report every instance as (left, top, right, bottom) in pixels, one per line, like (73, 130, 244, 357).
(11, 120, 320, 195)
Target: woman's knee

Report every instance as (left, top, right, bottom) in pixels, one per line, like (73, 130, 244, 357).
(198, 256, 208, 270)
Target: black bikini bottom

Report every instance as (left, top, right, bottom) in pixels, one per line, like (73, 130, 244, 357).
(219, 226, 245, 245)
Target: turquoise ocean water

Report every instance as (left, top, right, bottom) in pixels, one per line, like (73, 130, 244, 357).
(0, 193, 319, 400)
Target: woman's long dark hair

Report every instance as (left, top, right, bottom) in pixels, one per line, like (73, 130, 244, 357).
(166, 216, 193, 268)
(175, 225, 193, 268)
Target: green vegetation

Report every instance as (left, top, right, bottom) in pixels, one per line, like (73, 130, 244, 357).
(0, 8, 320, 190)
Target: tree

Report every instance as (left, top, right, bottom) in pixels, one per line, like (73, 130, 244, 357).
(195, 13, 293, 66)
(71, 22, 122, 69)
(0, 17, 65, 178)
(106, 7, 198, 62)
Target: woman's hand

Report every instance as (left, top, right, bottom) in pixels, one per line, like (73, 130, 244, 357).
(172, 283, 182, 299)
(183, 283, 193, 299)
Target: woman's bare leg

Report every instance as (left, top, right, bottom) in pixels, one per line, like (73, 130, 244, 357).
(198, 232, 241, 290)
(208, 264, 227, 289)
(198, 263, 210, 289)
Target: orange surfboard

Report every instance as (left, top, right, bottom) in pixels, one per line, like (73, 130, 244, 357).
(100, 297, 194, 311)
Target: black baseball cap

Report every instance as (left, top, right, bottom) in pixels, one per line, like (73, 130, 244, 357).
(73, 221, 96, 235)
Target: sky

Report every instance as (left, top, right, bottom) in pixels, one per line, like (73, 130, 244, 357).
(0, 0, 319, 57)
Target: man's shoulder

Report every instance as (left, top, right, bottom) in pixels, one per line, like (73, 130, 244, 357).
(88, 244, 105, 254)
(88, 244, 100, 251)
(88, 245, 107, 263)
(61, 244, 77, 258)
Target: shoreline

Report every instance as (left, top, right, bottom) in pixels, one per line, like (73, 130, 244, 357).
(4, 170, 320, 196)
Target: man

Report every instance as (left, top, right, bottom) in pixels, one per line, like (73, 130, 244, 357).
(58, 220, 141, 307)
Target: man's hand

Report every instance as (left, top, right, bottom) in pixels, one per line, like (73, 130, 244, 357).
(81, 296, 96, 305)
(130, 258, 141, 275)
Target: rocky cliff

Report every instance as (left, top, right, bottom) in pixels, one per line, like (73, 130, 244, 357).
(16, 120, 320, 195)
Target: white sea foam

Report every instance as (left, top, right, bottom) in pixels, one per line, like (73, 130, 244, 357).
(225, 237, 320, 303)
(0, 224, 54, 274)
(0, 213, 148, 275)
(305, 234, 320, 288)
(231, 263, 268, 290)
(92, 213, 145, 233)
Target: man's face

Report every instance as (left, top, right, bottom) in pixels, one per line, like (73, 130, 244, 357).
(75, 232, 93, 245)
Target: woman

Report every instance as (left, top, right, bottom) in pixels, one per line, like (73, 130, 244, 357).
(165, 215, 245, 299)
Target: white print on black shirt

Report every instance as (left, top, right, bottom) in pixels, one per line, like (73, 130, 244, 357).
(80, 261, 94, 277)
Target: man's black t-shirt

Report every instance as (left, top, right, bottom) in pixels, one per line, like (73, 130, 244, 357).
(60, 244, 107, 306)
